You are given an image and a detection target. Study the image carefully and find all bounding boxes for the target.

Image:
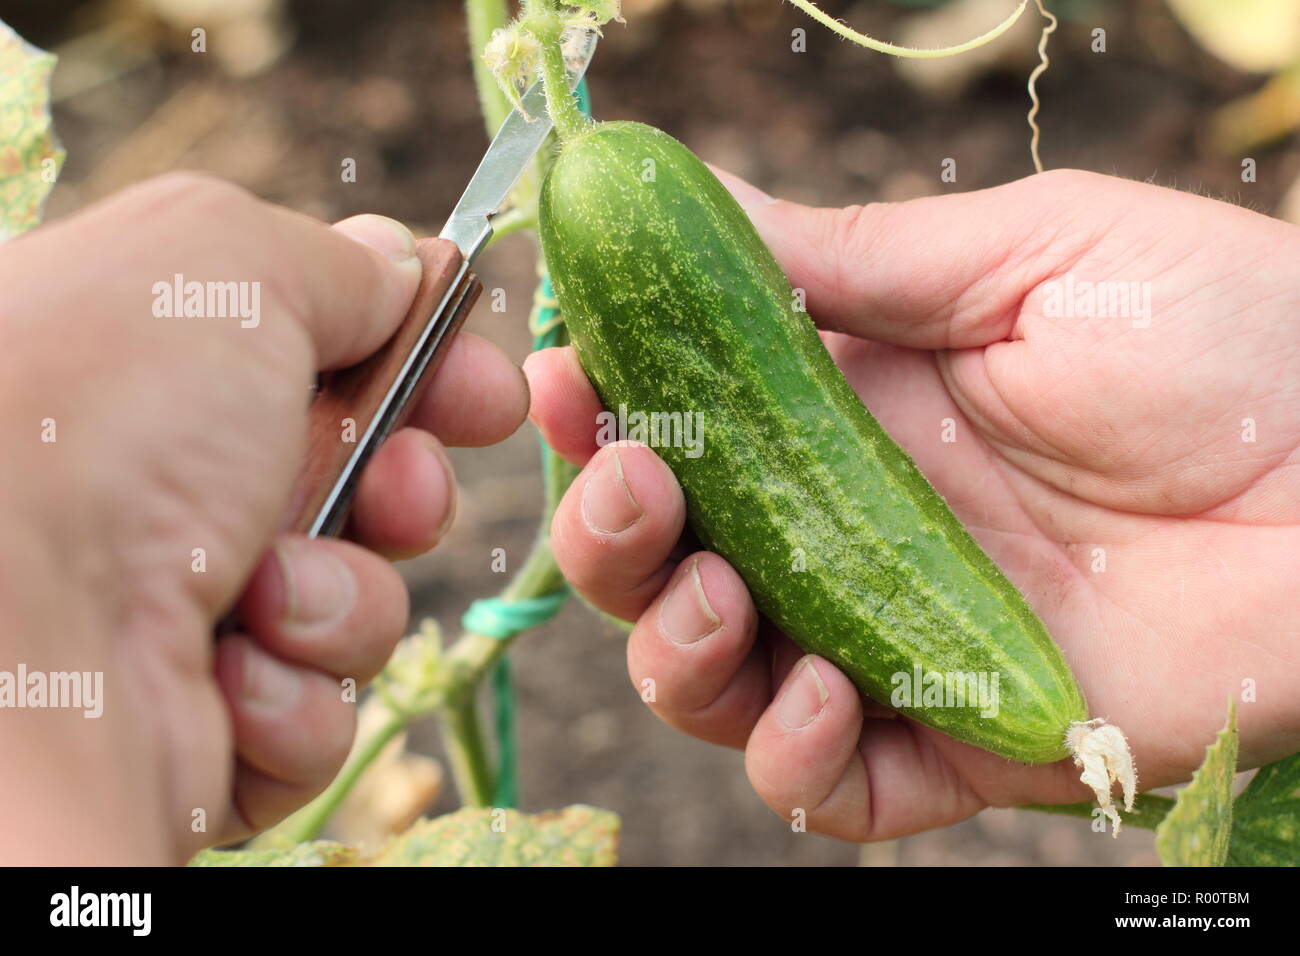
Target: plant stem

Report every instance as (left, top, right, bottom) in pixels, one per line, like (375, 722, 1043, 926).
(433, 405, 578, 805)
(465, 0, 513, 139)
(532, 11, 587, 144)
(250, 710, 405, 848)
(439, 696, 496, 806)
(1021, 793, 1176, 831)
(506, 506, 571, 603)
(486, 204, 538, 247)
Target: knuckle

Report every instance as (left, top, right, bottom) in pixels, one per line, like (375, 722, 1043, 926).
(823, 203, 884, 306)
(829, 202, 882, 253)
(1027, 167, 1109, 198)
(128, 170, 254, 220)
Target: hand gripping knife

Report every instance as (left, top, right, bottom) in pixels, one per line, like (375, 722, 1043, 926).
(285, 34, 597, 538)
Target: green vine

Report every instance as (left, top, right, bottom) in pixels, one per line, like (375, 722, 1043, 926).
(788, 1, 1058, 174)
(466, 0, 513, 138)
(534, 11, 589, 143)
(787, 0, 1028, 58)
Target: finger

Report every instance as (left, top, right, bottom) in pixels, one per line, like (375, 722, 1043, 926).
(62, 177, 423, 371)
(745, 658, 989, 842)
(627, 553, 768, 749)
(710, 165, 1107, 350)
(311, 213, 424, 367)
(222, 759, 329, 841)
(764, 628, 900, 722)
(550, 442, 685, 621)
(236, 536, 410, 681)
(523, 346, 606, 466)
(922, 728, 1102, 810)
(744, 656, 872, 841)
(407, 332, 529, 447)
(347, 428, 457, 559)
(213, 635, 356, 835)
(283, 211, 422, 367)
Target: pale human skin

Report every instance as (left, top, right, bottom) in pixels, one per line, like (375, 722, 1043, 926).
(524, 168, 1300, 842)
(0, 173, 530, 864)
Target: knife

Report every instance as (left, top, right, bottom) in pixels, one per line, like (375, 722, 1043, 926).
(285, 32, 598, 539)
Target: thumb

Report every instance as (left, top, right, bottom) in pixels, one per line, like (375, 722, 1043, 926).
(710, 166, 1095, 351)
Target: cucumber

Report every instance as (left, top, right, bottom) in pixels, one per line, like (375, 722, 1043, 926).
(538, 121, 1088, 764)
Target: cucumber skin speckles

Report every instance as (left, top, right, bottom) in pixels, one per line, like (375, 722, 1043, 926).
(540, 121, 1088, 763)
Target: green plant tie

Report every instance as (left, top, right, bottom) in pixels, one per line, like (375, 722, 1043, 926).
(461, 591, 568, 810)
(471, 77, 590, 810)
(461, 592, 570, 639)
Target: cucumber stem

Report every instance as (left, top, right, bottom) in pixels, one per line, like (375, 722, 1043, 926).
(1022, 793, 1175, 831)
(534, 15, 588, 144)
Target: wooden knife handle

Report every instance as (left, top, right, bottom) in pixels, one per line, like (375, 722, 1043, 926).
(284, 237, 481, 537)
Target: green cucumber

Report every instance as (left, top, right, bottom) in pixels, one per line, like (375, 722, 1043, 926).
(539, 121, 1088, 764)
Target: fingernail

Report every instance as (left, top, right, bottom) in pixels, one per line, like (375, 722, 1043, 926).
(275, 540, 356, 630)
(334, 213, 419, 266)
(710, 166, 777, 209)
(240, 645, 302, 714)
(581, 449, 643, 534)
(659, 559, 722, 645)
(776, 657, 829, 730)
(431, 439, 459, 541)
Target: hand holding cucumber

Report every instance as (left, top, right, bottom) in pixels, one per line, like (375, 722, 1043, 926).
(525, 167, 1300, 843)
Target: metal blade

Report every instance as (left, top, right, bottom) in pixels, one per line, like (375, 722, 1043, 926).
(439, 31, 597, 262)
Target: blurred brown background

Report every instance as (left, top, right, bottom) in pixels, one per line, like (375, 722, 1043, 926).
(9, 0, 1298, 865)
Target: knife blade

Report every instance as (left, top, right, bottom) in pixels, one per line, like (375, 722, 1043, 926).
(286, 32, 598, 539)
(441, 27, 599, 262)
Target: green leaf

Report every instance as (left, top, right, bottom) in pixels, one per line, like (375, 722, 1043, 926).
(1155, 700, 1238, 867)
(370, 805, 619, 866)
(1020, 716, 1299, 866)
(1224, 751, 1300, 866)
(189, 842, 359, 867)
(0, 19, 64, 239)
(189, 805, 619, 867)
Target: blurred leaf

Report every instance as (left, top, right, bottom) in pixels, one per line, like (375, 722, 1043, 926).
(1224, 751, 1300, 866)
(1155, 700, 1238, 867)
(1206, 62, 1300, 154)
(189, 842, 359, 867)
(0, 19, 64, 239)
(892, 0, 1044, 99)
(371, 805, 619, 867)
(1281, 168, 1300, 225)
(1167, 0, 1300, 73)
